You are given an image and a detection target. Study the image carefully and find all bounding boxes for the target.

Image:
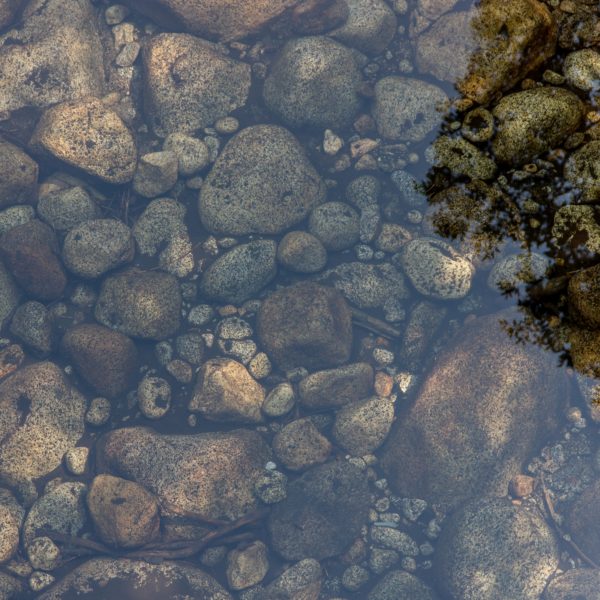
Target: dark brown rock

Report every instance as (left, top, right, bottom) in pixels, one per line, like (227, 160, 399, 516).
(381, 310, 566, 511)
(268, 461, 370, 560)
(0, 220, 66, 301)
(257, 282, 353, 371)
(61, 324, 138, 398)
(87, 475, 160, 548)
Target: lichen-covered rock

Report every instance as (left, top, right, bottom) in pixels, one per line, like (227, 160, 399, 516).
(0, 0, 105, 113)
(416, 0, 557, 104)
(200, 240, 277, 304)
(189, 358, 264, 423)
(143, 33, 251, 137)
(263, 36, 363, 129)
(0, 139, 38, 208)
(61, 324, 139, 398)
(62, 219, 134, 279)
(87, 475, 160, 548)
(330, 0, 396, 55)
(373, 76, 447, 142)
(268, 461, 370, 560)
(30, 98, 137, 184)
(564, 141, 600, 202)
(0, 362, 86, 489)
(37, 559, 232, 600)
(0, 220, 66, 301)
(199, 125, 326, 236)
(257, 282, 353, 370)
(435, 497, 559, 600)
(98, 426, 271, 521)
(382, 311, 566, 511)
(492, 87, 584, 165)
(95, 268, 181, 340)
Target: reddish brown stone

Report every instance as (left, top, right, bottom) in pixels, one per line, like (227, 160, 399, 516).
(0, 220, 66, 301)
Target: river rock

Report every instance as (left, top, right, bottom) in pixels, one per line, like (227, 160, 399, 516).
(567, 263, 600, 328)
(189, 358, 264, 423)
(0, 489, 24, 564)
(425, 135, 497, 180)
(61, 323, 139, 398)
(36, 558, 232, 600)
(0, 0, 105, 113)
(553, 204, 600, 256)
(373, 76, 447, 143)
(0, 573, 21, 599)
(199, 125, 326, 235)
(381, 311, 566, 511)
(132, 151, 178, 198)
(330, 0, 397, 55)
(257, 282, 352, 370)
(98, 426, 271, 521)
(264, 559, 323, 600)
(95, 268, 182, 340)
(400, 238, 474, 300)
(318, 261, 409, 308)
(487, 252, 550, 292)
(200, 240, 277, 304)
(492, 87, 584, 165)
(308, 201, 360, 251)
(0, 219, 66, 301)
(566, 480, 600, 561)
(226, 541, 269, 590)
(277, 231, 328, 273)
(125, 0, 300, 40)
(416, 0, 557, 104)
(268, 461, 370, 560)
(273, 418, 332, 471)
(368, 570, 440, 600)
(545, 568, 600, 600)
(563, 48, 600, 93)
(263, 36, 363, 129)
(0, 205, 34, 236)
(62, 219, 134, 279)
(333, 396, 394, 456)
(87, 474, 160, 548)
(565, 141, 600, 202)
(0, 139, 38, 208)
(132, 197, 187, 255)
(435, 497, 559, 600)
(0, 261, 19, 331)
(30, 98, 137, 184)
(143, 33, 250, 137)
(0, 362, 86, 490)
(163, 133, 210, 176)
(9, 301, 52, 355)
(37, 186, 100, 234)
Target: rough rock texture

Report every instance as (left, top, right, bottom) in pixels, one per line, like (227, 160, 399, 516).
(30, 98, 137, 184)
(272, 418, 332, 471)
(87, 475, 160, 548)
(61, 324, 139, 398)
(308, 201, 360, 251)
(0, 0, 105, 113)
(568, 263, 600, 328)
(268, 461, 370, 560)
(98, 427, 271, 521)
(189, 358, 265, 423)
(95, 268, 182, 340)
(0, 362, 86, 489)
(125, 0, 301, 40)
(0, 262, 20, 331)
(564, 141, 600, 202)
(143, 33, 251, 137)
(226, 540, 269, 590)
(200, 240, 277, 304)
(277, 231, 327, 273)
(435, 497, 559, 600)
(299, 363, 374, 410)
(330, 0, 396, 55)
(263, 36, 363, 129)
(264, 559, 323, 599)
(0, 220, 66, 301)
(257, 282, 353, 370)
(0, 0, 24, 30)
(37, 559, 232, 599)
(566, 480, 600, 561)
(0, 489, 24, 564)
(37, 186, 100, 234)
(0, 139, 38, 208)
(368, 571, 440, 600)
(9, 301, 53, 355)
(416, 0, 557, 104)
(382, 311, 566, 511)
(199, 125, 326, 236)
(62, 219, 134, 279)
(373, 76, 447, 142)
(492, 87, 584, 165)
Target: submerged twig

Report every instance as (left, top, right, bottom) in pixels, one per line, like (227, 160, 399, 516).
(351, 307, 402, 339)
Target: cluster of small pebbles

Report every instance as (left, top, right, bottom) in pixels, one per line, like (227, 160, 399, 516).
(0, 0, 599, 598)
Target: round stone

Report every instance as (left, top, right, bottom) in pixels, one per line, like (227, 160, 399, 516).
(563, 49, 600, 92)
(277, 231, 327, 273)
(27, 537, 60, 571)
(262, 383, 296, 417)
(86, 397, 111, 426)
(487, 253, 550, 292)
(308, 202, 361, 251)
(137, 377, 171, 420)
(163, 133, 210, 176)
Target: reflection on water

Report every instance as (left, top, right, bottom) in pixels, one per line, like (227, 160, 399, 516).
(0, 0, 600, 598)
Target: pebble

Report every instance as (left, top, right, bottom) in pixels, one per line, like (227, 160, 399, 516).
(188, 304, 215, 326)
(0, 205, 35, 236)
(370, 526, 419, 555)
(132, 151, 178, 198)
(85, 398, 111, 426)
(323, 129, 344, 155)
(163, 133, 210, 176)
(105, 4, 129, 24)
(137, 377, 171, 420)
(26, 537, 60, 571)
(248, 352, 271, 379)
(29, 572, 54, 592)
(226, 541, 269, 590)
(273, 418, 332, 471)
(308, 201, 360, 251)
(175, 332, 204, 365)
(214, 117, 239, 134)
(563, 48, 600, 93)
(262, 383, 296, 417)
(277, 231, 327, 273)
(218, 339, 257, 364)
(254, 469, 288, 504)
(9, 301, 52, 355)
(369, 548, 400, 574)
(64, 447, 88, 476)
(216, 316, 253, 340)
(487, 252, 550, 291)
(165, 359, 193, 383)
(341, 565, 370, 592)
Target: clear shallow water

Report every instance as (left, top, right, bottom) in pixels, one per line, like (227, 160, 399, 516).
(0, 0, 600, 598)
